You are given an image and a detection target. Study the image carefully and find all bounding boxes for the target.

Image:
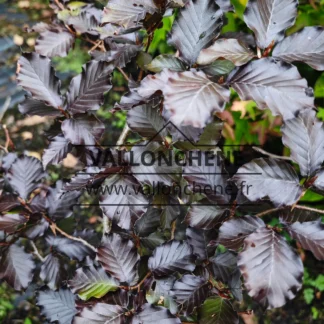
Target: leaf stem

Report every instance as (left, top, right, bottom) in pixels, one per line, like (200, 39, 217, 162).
(252, 146, 292, 161)
(255, 204, 324, 218)
(116, 124, 130, 146)
(30, 241, 45, 262)
(119, 271, 152, 291)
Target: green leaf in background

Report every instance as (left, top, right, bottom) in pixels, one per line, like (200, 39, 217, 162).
(315, 73, 324, 98)
(146, 54, 186, 72)
(304, 288, 314, 305)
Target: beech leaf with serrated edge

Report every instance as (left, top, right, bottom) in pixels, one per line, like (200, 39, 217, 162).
(0, 213, 28, 233)
(170, 274, 209, 314)
(148, 240, 195, 277)
(37, 288, 77, 324)
(227, 58, 314, 120)
(209, 251, 237, 284)
(0, 194, 19, 213)
(218, 215, 265, 251)
(273, 26, 324, 71)
(232, 158, 303, 207)
(134, 207, 162, 237)
(69, 265, 119, 300)
(146, 54, 187, 73)
(40, 253, 62, 290)
(287, 220, 324, 260)
(66, 61, 113, 115)
(281, 109, 324, 177)
(280, 207, 321, 224)
(243, 0, 298, 49)
(7, 156, 44, 200)
(197, 39, 255, 66)
(199, 296, 239, 324)
(0, 244, 35, 291)
(96, 233, 140, 285)
(238, 227, 303, 309)
(169, 0, 223, 65)
(19, 97, 62, 117)
(17, 52, 62, 108)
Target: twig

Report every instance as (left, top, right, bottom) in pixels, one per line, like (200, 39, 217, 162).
(309, 0, 318, 10)
(252, 146, 292, 161)
(2, 125, 14, 151)
(255, 205, 324, 218)
(120, 271, 152, 291)
(293, 205, 324, 215)
(54, 0, 65, 10)
(30, 241, 45, 262)
(255, 207, 284, 218)
(89, 40, 103, 52)
(116, 124, 130, 146)
(117, 67, 130, 82)
(171, 220, 176, 240)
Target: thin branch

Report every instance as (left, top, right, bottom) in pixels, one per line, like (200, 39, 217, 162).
(294, 205, 324, 215)
(117, 67, 130, 82)
(30, 241, 45, 262)
(253, 146, 292, 161)
(120, 271, 152, 291)
(2, 124, 14, 152)
(54, 0, 65, 10)
(255, 204, 324, 218)
(255, 207, 284, 218)
(116, 124, 130, 146)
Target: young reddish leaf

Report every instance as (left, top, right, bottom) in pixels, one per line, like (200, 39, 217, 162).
(66, 61, 113, 115)
(35, 26, 74, 58)
(61, 114, 105, 146)
(0, 244, 35, 291)
(37, 288, 77, 324)
(170, 274, 209, 314)
(132, 303, 181, 323)
(185, 203, 228, 230)
(92, 42, 142, 68)
(96, 233, 140, 285)
(218, 215, 265, 251)
(227, 58, 314, 120)
(7, 156, 45, 200)
(17, 53, 63, 108)
(273, 26, 324, 71)
(69, 265, 119, 301)
(0, 194, 19, 213)
(243, 0, 298, 49)
(102, 0, 159, 29)
(197, 39, 255, 66)
(148, 240, 195, 277)
(238, 227, 303, 309)
(42, 135, 72, 168)
(19, 97, 62, 117)
(281, 109, 324, 177)
(287, 220, 324, 260)
(75, 303, 128, 323)
(169, 0, 223, 65)
(100, 175, 148, 230)
(0, 213, 28, 233)
(232, 158, 303, 207)
(40, 253, 62, 290)
(199, 296, 239, 324)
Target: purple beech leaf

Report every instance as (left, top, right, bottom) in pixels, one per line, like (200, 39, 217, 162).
(100, 174, 148, 230)
(238, 227, 303, 309)
(170, 274, 209, 314)
(61, 114, 105, 146)
(92, 42, 142, 68)
(314, 168, 324, 191)
(146, 54, 187, 73)
(67, 10, 100, 35)
(0, 194, 19, 213)
(0, 213, 28, 233)
(185, 203, 228, 230)
(139, 70, 230, 128)
(25, 218, 49, 239)
(148, 240, 196, 277)
(199, 296, 239, 324)
(0, 244, 35, 291)
(273, 26, 324, 71)
(200, 60, 236, 77)
(215, 0, 234, 12)
(134, 207, 162, 237)
(46, 235, 95, 261)
(74, 303, 128, 323)
(96, 233, 140, 285)
(42, 135, 72, 168)
(169, 0, 223, 65)
(102, 0, 159, 29)
(218, 215, 266, 251)
(37, 288, 77, 324)
(183, 151, 230, 204)
(243, 0, 298, 49)
(26, 22, 50, 33)
(280, 207, 321, 224)
(7, 156, 45, 200)
(66, 61, 113, 115)
(68, 265, 119, 301)
(128, 142, 181, 186)
(220, 31, 256, 48)
(287, 220, 324, 260)
(1, 153, 18, 171)
(281, 109, 324, 177)
(35, 26, 74, 58)
(132, 303, 181, 323)
(227, 58, 314, 120)
(232, 158, 303, 207)
(19, 96, 62, 117)
(209, 251, 237, 283)
(127, 102, 167, 141)
(228, 268, 243, 302)
(40, 253, 62, 290)
(17, 53, 63, 108)
(197, 39, 255, 66)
